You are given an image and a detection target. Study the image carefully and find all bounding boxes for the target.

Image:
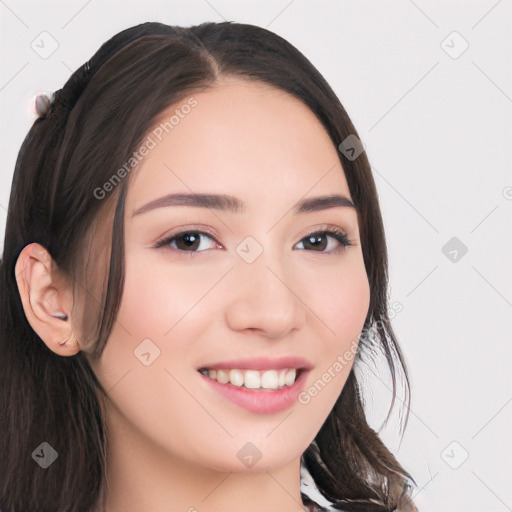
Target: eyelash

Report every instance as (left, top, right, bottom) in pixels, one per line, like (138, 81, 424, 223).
(154, 225, 353, 257)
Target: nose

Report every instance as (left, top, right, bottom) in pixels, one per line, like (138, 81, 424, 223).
(224, 252, 307, 339)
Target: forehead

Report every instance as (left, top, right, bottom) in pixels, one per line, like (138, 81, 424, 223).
(126, 78, 351, 214)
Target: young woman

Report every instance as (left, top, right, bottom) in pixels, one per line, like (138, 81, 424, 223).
(0, 21, 417, 512)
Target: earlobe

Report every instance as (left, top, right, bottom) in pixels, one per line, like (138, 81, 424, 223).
(14, 243, 81, 356)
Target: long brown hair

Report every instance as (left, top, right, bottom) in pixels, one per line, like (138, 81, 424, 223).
(0, 21, 416, 512)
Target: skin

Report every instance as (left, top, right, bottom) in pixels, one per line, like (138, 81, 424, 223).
(15, 77, 370, 512)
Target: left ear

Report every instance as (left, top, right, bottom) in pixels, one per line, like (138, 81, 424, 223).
(14, 243, 81, 356)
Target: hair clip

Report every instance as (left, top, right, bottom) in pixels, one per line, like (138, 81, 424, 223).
(34, 91, 54, 118)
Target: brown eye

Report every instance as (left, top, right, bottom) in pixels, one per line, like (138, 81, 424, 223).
(302, 233, 328, 251)
(295, 229, 351, 253)
(155, 231, 220, 252)
(175, 233, 201, 250)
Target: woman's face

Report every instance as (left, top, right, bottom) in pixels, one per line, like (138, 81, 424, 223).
(87, 78, 370, 473)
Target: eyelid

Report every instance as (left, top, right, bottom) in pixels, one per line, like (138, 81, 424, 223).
(302, 224, 349, 238)
(154, 224, 221, 244)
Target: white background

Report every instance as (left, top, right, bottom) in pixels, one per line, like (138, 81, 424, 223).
(1, 1, 511, 511)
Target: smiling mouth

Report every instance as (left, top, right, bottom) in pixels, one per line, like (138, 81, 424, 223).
(197, 367, 303, 390)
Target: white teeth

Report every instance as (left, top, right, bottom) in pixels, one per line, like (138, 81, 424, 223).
(205, 368, 298, 390)
(260, 370, 278, 389)
(229, 369, 244, 387)
(216, 369, 229, 384)
(244, 370, 261, 389)
(284, 368, 296, 386)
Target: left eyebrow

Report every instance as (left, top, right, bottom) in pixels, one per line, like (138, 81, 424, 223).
(131, 193, 355, 217)
(295, 194, 355, 213)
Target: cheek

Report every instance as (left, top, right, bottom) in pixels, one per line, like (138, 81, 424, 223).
(296, 252, 369, 407)
(89, 251, 213, 390)
(116, 251, 223, 342)
(87, 253, 221, 449)
(299, 251, 370, 345)
(96, 249, 233, 393)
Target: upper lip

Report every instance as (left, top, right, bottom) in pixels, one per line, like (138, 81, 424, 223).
(197, 356, 313, 371)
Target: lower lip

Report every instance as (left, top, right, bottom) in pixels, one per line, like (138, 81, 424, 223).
(198, 370, 309, 414)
